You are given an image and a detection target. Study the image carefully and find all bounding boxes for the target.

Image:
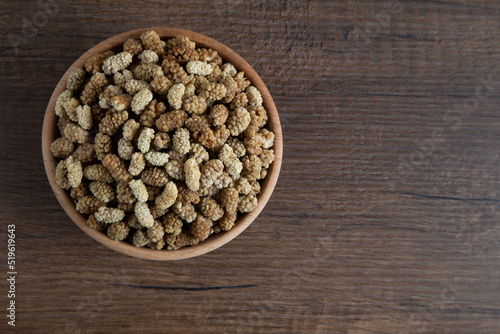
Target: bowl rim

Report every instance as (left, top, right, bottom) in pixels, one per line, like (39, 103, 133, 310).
(42, 27, 283, 261)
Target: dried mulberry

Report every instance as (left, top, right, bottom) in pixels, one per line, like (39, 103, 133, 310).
(128, 179, 148, 203)
(238, 194, 258, 213)
(135, 202, 154, 228)
(55, 159, 70, 190)
(173, 199, 197, 223)
(218, 144, 242, 178)
(137, 127, 155, 153)
(102, 52, 133, 75)
(125, 79, 151, 95)
(128, 152, 146, 176)
(132, 229, 150, 247)
(219, 211, 237, 231)
(190, 215, 212, 241)
(155, 110, 188, 132)
(208, 104, 228, 126)
(102, 154, 132, 182)
(81, 72, 108, 105)
(86, 213, 107, 232)
(167, 83, 185, 110)
(99, 85, 123, 109)
(147, 220, 165, 243)
(185, 115, 216, 148)
(226, 107, 251, 136)
(151, 75, 173, 96)
(145, 151, 169, 166)
(172, 128, 191, 154)
(138, 50, 159, 64)
(140, 30, 166, 56)
(64, 123, 90, 144)
(76, 195, 104, 214)
(165, 160, 184, 180)
(133, 63, 163, 82)
(162, 212, 183, 235)
(122, 119, 140, 140)
(107, 221, 130, 241)
(155, 181, 178, 211)
(152, 132, 170, 150)
(99, 109, 128, 135)
(84, 164, 114, 183)
(242, 154, 262, 181)
(246, 85, 263, 106)
(76, 105, 92, 130)
(184, 158, 200, 191)
(123, 38, 143, 56)
(94, 132, 113, 161)
(199, 82, 226, 103)
(51, 137, 74, 158)
(219, 187, 238, 212)
(183, 96, 207, 115)
(131, 89, 153, 114)
(116, 181, 136, 204)
(66, 67, 86, 92)
(117, 138, 134, 160)
(140, 167, 169, 187)
(85, 50, 115, 74)
(200, 197, 224, 221)
(66, 156, 83, 188)
(89, 181, 115, 203)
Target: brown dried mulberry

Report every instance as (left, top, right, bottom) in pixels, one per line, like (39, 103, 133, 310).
(102, 52, 133, 75)
(140, 167, 169, 187)
(85, 50, 114, 74)
(81, 72, 108, 105)
(55, 159, 70, 190)
(102, 154, 132, 182)
(66, 67, 86, 92)
(190, 215, 212, 241)
(66, 156, 83, 188)
(152, 132, 170, 150)
(133, 63, 163, 82)
(84, 164, 114, 183)
(132, 229, 150, 247)
(94, 132, 113, 161)
(89, 181, 115, 203)
(64, 123, 90, 144)
(99, 85, 123, 109)
(183, 96, 207, 115)
(185, 115, 216, 148)
(219, 187, 239, 212)
(151, 75, 173, 96)
(123, 38, 143, 56)
(107, 221, 130, 241)
(76, 195, 104, 214)
(173, 199, 197, 223)
(125, 79, 151, 95)
(70, 183, 89, 200)
(122, 119, 140, 140)
(219, 211, 237, 231)
(147, 220, 165, 243)
(86, 213, 107, 232)
(200, 197, 224, 221)
(173, 128, 191, 155)
(140, 30, 166, 56)
(116, 181, 136, 204)
(155, 109, 188, 133)
(162, 212, 183, 235)
(242, 154, 262, 181)
(128, 152, 146, 176)
(208, 104, 228, 126)
(135, 202, 155, 228)
(199, 82, 227, 103)
(226, 107, 251, 136)
(51, 137, 74, 158)
(99, 109, 128, 135)
(238, 194, 258, 213)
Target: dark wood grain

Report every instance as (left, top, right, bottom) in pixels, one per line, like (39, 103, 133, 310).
(1, 0, 500, 332)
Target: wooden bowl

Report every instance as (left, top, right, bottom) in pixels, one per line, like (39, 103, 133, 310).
(41, 27, 282, 260)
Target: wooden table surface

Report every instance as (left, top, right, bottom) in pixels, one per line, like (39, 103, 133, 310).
(1, 0, 500, 332)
